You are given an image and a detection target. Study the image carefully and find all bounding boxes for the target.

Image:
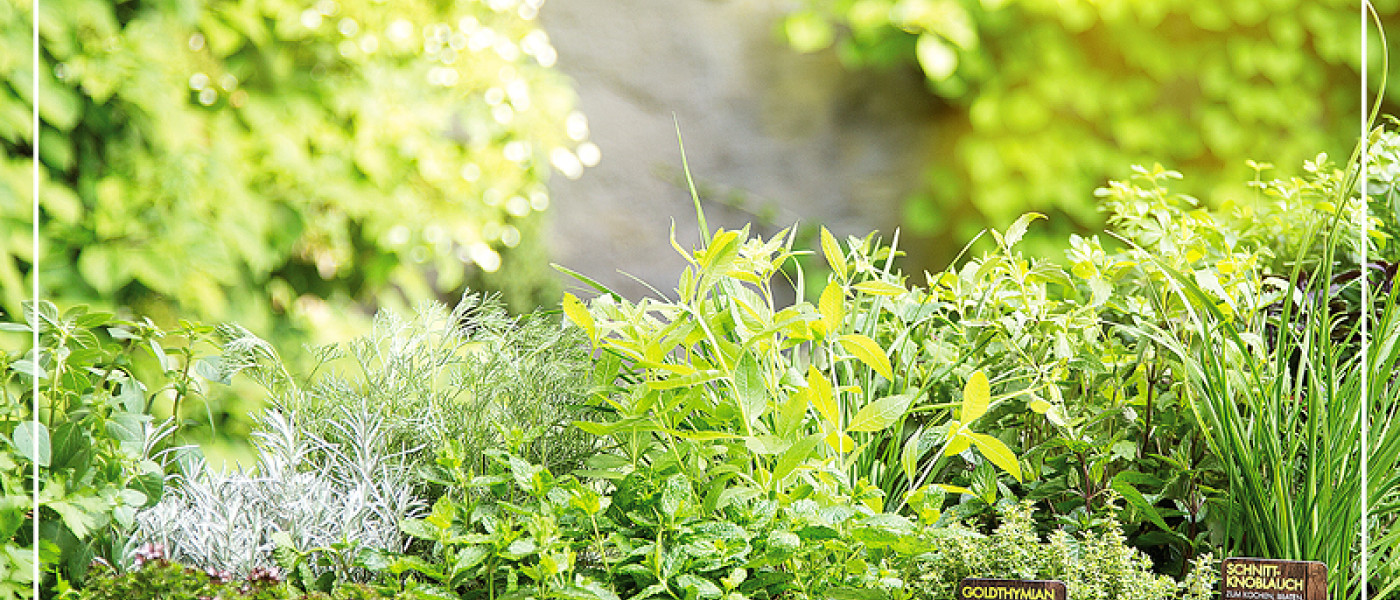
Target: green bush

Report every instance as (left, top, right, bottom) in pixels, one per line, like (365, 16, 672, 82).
(77, 546, 287, 600)
(783, 0, 1398, 266)
(282, 293, 599, 482)
(76, 546, 450, 599)
(0, 0, 593, 346)
(908, 501, 1218, 600)
(0, 302, 231, 596)
(386, 445, 1215, 600)
(117, 294, 597, 585)
(558, 124, 1398, 589)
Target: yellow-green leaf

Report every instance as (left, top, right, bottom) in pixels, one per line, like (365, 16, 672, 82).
(820, 227, 847, 280)
(935, 483, 976, 497)
(852, 280, 905, 297)
(819, 281, 844, 336)
(562, 293, 594, 341)
(744, 435, 791, 456)
(944, 432, 971, 457)
(701, 229, 740, 270)
(942, 420, 969, 457)
(968, 432, 1022, 482)
(838, 334, 893, 381)
(824, 431, 855, 454)
(961, 370, 990, 421)
(646, 369, 723, 391)
(773, 434, 821, 482)
(1028, 399, 1051, 414)
(777, 389, 809, 438)
(806, 366, 839, 427)
(846, 393, 915, 432)
(1003, 213, 1046, 249)
(734, 352, 768, 428)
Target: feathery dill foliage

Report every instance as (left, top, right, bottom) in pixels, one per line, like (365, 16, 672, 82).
(133, 409, 423, 579)
(289, 293, 599, 480)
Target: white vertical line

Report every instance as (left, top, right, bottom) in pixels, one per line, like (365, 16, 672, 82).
(1359, 2, 1370, 600)
(29, 0, 41, 596)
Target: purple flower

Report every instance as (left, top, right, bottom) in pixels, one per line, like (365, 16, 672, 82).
(132, 542, 168, 568)
(246, 565, 284, 584)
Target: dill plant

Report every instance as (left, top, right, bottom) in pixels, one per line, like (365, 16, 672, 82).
(284, 293, 599, 483)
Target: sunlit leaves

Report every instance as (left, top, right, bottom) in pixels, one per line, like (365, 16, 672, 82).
(960, 370, 989, 422)
(561, 292, 595, 342)
(818, 282, 845, 338)
(806, 366, 839, 427)
(820, 227, 847, 280)
(837, 334, 893, 381)
(966, 433, 1020, 482)
(846, 393, 915, 433)
(1, 0, 591, 344)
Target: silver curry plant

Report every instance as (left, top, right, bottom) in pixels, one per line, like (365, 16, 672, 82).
(132, 292, 597, 576)
(132, 408, 423, 578)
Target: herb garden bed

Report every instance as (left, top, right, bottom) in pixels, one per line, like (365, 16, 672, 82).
(7, 127, 1400, 600)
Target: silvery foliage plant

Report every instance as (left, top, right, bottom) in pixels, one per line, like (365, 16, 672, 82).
(133, 407, 423, 578)
(130, 292, 597, 576)
(132, 324, 425, 577)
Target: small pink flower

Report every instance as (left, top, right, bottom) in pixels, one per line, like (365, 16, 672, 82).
(132, 542, 168, 568)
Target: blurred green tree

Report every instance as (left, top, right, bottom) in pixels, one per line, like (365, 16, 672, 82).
(785, 0, 1398, 267)
(0, 0, 594, 344)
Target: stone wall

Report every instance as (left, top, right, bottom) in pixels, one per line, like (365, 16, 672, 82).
(539, 0, 942, 300)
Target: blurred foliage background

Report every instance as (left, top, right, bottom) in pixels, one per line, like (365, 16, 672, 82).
(783, 0, 1400, 268)
(0, 0, 593, 354)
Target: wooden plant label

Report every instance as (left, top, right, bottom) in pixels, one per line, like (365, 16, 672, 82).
(955, 578, 1067, 600)
(1222, 557, 1327, 600)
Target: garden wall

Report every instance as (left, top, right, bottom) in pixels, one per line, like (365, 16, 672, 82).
(540, 0, 942, 298)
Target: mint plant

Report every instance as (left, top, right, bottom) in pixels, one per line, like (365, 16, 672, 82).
(0, 302, 231, 594)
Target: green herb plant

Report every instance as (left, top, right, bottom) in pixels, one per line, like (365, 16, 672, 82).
(561, 211, 1024, 521)
(0, 302, 230, 596)
(1131, 144, 1400, 597)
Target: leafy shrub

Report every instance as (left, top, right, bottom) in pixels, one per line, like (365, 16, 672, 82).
(0, 302, 231, 596)
(387, 444, 1215, 600)
(1137, 149, 1400, 595)
(556, 124, 1400, 588)
(562, 218, 1022, 524)
(0, 0, 594, 348)
(782, 0, 1397, 265)
(284, 293, 599, 483)
(908, 501, 1217, 600)
(127, 293, 596, 583)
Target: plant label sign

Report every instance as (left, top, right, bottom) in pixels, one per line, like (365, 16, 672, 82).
(1222, 557, 1326, 600)
(955, 578, 1066, 600)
